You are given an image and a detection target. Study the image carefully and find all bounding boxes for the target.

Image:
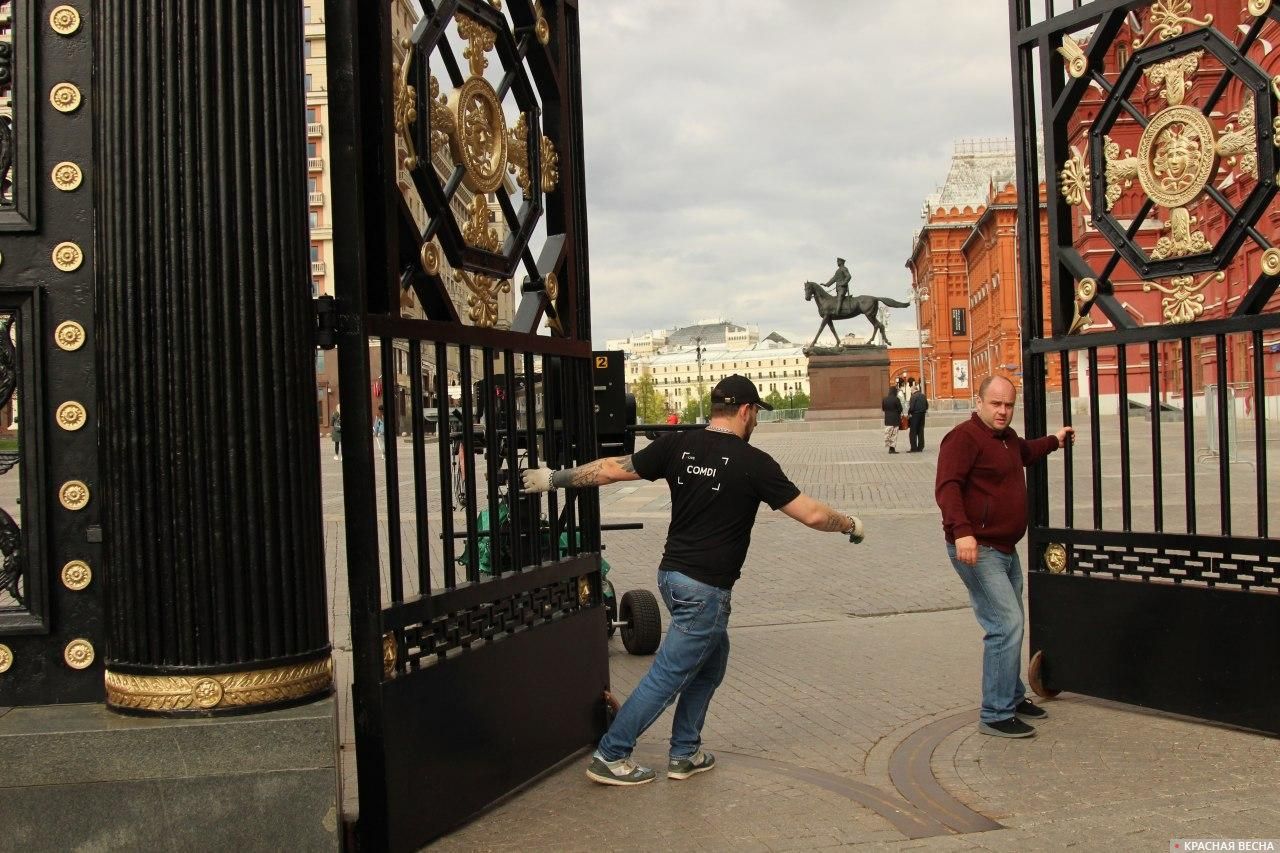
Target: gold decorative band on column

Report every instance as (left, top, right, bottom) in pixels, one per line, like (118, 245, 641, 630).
(54, 320, 86, 351)
(105, 656, 333, 713)
(0, 643, 12, 673)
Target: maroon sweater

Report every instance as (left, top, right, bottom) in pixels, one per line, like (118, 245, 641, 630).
(935, 413, 1060, 552)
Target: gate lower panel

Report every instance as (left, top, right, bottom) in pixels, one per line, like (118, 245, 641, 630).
(377, 606, 607, 850)
(1029, 572, 1280, 735)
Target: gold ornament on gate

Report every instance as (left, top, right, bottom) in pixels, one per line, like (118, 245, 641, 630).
(1143, 270, 1223, 324)
(1056, 35, 1087, 79)
(64, 638, 95, 670)
(534, 0, 550, 45)
(1137, 106, 1218, 209)
(382, 632, 397, 679)
(0, 643, 12, 673)
(1133, 0, 1212, 49)
(59, 480, 90, 510)
(52, 241, 84, 272)
(50, 5, 81, 35)
(54, 321, 86, 351)
(52, 161, 83, 191)
(56, 401, 87, 431)
(49, 82, 82, 113)
(419, 240, 441, 276)
(1262, 248, 1280, 277)
(1044, 543, 1068, 574)
(1249, 0, 1271, 16)
(61, 560, 92, 591)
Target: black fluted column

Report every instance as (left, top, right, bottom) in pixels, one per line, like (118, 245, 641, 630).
(96, 2, 330, 714)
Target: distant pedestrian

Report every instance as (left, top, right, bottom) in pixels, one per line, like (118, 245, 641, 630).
(373, 405, 385, 459)
(330, 406, 342, 461)
(521, 374, 865, 787)
(882, 384, 903, 454)
(666, 412, 679, 425)
(907, 380, 928, 453)
(935, 375, 1074, 739)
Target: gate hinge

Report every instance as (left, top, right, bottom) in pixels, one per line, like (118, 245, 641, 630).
(315, 295, 337, 350)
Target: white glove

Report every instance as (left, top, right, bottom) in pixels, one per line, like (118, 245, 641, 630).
(520, 466, 554, 494)
(847, 516, 865, 545)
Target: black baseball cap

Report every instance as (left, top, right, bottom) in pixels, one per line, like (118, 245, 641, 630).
(711, 374, 773, 411)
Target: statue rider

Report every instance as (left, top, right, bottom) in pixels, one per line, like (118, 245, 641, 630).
(824, 257, 851, 315)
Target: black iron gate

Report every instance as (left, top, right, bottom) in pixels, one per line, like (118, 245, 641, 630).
(1012, 0, 1280, 733)
(327, 1, 607, 848)
(0, 1, 102, 705)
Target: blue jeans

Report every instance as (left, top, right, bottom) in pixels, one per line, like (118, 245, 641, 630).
(596, 570, 731, 761)
(947, 543, 1027, 723)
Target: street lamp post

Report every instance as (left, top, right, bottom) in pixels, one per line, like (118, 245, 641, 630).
(695, 336, 706, 422)
(913, 284, 929, 400)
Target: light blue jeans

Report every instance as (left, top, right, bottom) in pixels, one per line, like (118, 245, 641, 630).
(947, 543, 1027, 723)
(596, 570, 731, 762)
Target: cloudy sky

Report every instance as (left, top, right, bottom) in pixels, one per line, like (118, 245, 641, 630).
(577, 1, 1016, 347)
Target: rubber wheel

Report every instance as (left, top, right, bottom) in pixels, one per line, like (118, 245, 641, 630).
(603, 578, 618, 638)
(620, 589, 662, 655)
(1028, 650, 1061, 698)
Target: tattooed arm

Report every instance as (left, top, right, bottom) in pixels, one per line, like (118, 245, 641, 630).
(780, 494, 864, 541)
(521, 455, 641, 494)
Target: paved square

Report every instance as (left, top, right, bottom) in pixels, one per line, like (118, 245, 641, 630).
(322, 419, 1280, 851)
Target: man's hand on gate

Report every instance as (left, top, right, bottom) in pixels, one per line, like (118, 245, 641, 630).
(520, 466, 554, 495)
(955, 535, 978, 566)
(1056, 425, 1076, 447)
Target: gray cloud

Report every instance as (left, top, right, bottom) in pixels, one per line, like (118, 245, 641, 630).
(579, 1, 1014, 346)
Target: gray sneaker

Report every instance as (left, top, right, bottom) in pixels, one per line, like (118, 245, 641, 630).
(667, 750, 716, 780)
(586, 754, 655, 786)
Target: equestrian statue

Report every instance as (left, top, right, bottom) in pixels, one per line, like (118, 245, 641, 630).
(803, 258, 910, 349)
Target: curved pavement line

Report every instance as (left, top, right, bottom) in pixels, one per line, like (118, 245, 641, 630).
(888, 710, 1003, 834)
(714, 749, 952, 840)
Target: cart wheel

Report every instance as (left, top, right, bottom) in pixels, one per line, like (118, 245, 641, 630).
(603, 578, 618, 638)
(620, 589, 661, 655)
(1028, 650, 1060, 698)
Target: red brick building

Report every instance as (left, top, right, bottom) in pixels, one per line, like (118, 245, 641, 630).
(905, 140, 1059, 406)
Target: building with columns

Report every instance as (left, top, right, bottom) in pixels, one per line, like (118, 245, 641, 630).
(612, 321, 810, 413)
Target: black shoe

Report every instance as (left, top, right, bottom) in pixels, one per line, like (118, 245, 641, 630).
(1014, 699, 1047, 719)
(888, 447, 897, 454)
(978, 717, 1036, 738)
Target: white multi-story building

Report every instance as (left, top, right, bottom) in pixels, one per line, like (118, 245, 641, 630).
(612, 321, 810, 412)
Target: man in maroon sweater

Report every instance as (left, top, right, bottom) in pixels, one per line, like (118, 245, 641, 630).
(935, 375, 1074, 738)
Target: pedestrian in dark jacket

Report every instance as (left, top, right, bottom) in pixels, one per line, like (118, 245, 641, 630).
(330, 407, 342, 461)
(881, 385, 903, 454)
(907, 380, 928, 452)
(935, 375, 1074, 740)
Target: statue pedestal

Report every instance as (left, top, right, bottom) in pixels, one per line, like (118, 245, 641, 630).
(805, 347, 890, 420)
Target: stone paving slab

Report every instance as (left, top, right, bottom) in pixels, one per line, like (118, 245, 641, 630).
(319, 421, 1280, 850)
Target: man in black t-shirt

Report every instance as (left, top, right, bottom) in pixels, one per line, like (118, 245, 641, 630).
(522, 374, 865, 787)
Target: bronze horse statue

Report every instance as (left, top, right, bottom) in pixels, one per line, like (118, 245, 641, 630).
(803, 281, 910, 349)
